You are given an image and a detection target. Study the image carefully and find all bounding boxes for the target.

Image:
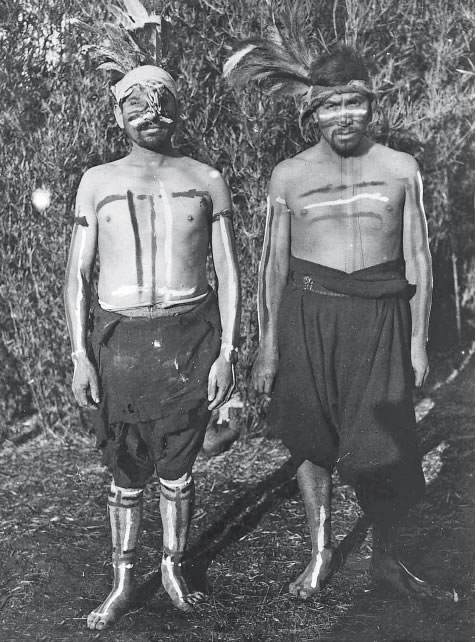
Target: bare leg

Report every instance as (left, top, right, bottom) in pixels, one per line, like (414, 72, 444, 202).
(289, 460, 334, 599)
(370, 522, 435, 600)
(160, 474, 206, 612)
(87, 483, 143, 630)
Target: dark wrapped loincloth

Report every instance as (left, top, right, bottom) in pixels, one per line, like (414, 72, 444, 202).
(268, 256, 425, 526)
(89, 290, 221, 484)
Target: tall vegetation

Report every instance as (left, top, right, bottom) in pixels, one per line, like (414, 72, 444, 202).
(0, 0, 473, 439)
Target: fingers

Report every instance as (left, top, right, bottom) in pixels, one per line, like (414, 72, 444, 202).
(89, 373, 100, 405)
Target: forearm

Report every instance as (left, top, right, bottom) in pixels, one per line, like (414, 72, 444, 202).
(217, 270, 241, 351)
(258, 262, 288, 352)
(408, 252, 433, 344)
(64, 273, 92, 356)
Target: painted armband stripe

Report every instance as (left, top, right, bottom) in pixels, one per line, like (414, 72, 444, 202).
(212, 209, 233, 223)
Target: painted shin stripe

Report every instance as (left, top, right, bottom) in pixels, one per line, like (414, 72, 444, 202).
(304, 192, 389, 210)
(219, 215, 236, 343)
(164, 555, 183, 598)
(257, 197, 275, 337)
(126, 191, 144, 287)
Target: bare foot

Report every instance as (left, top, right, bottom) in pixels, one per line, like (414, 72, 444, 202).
(289, 547, 334, 599)
(161, 556, 206, 612)
(370, 550, 446, 601)
(86, 582, 135, 630)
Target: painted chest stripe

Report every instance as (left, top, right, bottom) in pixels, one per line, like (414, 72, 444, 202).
(126, 190, 144, 288)
(304, 192, 389, 210)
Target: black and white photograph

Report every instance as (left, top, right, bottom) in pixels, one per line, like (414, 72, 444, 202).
(0, 0, 474, 640)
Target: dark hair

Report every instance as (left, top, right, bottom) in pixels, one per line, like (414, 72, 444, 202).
(310, 46, 370, 86)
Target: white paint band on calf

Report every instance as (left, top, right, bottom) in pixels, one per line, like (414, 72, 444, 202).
(159, 473, 192, 490)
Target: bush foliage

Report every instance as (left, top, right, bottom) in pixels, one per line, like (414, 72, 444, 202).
(0, 0, 473, 437)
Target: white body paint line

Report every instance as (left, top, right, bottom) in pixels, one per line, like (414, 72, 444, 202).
(163, 555, 184, 599)
(159, 183, 173, 297)
(275, 196, 286, 205)
(74, 227, 88, 352)
(304, 193, 389, 210)
(416, 171, 427, 215)
(310, 555, 324, 589)
(219, 216, 236, 344)
(318, 108, 368, 121)
(257, 196, 273, 340)
(317, 505, 327, 551)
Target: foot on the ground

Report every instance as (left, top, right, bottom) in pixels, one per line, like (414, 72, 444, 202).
(370, 550, 440, 600)
(87, 585, 135, 630)
(289, 547, 334, 599)
(161, 556, 207, 612)
(201, 422, 239, 457)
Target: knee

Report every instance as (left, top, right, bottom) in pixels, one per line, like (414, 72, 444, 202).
(109, 481, 145, 501)
(159, 472, 193, 492)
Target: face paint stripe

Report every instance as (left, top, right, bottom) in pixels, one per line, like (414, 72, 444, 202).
(149, 196, 157, 304)
(126, 190, 144, 288)
(96, 194, 127, 215)
(304, 193, 389, 210)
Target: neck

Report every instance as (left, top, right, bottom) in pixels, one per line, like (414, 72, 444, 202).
(320, 135, 372, 162)
(129, 140, 178, 164)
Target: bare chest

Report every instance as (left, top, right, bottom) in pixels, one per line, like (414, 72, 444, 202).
(286, 173, 405, 236)
(95, 184, 211, 245)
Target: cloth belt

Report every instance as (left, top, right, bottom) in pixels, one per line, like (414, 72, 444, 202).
(291, 272, 350, 298)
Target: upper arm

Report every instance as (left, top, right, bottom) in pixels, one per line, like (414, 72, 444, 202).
(402, 158, 431, 279)
(208, 170, 235, 260)
(264, 163, 291, 274)
(66, 170, 99, 281)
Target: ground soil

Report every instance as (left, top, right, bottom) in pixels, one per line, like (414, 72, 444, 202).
(0, 351, 474, 642)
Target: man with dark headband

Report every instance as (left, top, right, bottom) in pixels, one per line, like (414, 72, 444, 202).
(65, 3, 240, 630)
(226, 20, 437, 601)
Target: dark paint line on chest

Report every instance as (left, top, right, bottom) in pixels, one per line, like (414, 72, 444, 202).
(307, 211, 383, 225)
(96, 194, 127, 215)
(172, 189, 209, 199)
(126, 190, 144, 288)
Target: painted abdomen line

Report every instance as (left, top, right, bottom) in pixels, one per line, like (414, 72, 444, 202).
(126, 191, 144, 288)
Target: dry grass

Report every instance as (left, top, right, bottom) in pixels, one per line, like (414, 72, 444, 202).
(0, 352, 473, 642)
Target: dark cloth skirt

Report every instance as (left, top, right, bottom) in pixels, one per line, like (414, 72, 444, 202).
(89, 290, 221, 486)
(268, 257, 425, 526)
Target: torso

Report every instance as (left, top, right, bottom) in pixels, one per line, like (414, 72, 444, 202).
(280, 141, 412, 273)
(90, 155, 217, 309)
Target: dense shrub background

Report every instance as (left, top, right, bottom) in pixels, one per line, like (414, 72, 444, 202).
(0, 0, 473, 438)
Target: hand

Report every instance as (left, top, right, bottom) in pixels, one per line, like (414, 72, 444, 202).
(252, 348, 278, 396)
(411, 339, 429, 388)
(72, 355, 100, 409)
(208, 355, 235, 410)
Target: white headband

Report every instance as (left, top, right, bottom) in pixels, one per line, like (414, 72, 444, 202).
(111, 65, 178, 103)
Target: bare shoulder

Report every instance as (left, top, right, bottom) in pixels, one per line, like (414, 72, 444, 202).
(270, 156, 303, 187)
(369, 143, 419, 178)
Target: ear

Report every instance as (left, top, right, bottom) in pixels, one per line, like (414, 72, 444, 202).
(114, 103, 124, 129)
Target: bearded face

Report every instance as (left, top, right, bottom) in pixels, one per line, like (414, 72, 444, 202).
(315, 92, 371, 156)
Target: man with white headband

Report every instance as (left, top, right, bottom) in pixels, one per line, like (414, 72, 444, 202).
(65, 3, 241, 630)
(226, 26, 440, 601)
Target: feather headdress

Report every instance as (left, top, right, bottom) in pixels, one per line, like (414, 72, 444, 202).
(223, 3, 315, 100)
(82, 0, 176, 102)
(224, 3, 375, 135)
